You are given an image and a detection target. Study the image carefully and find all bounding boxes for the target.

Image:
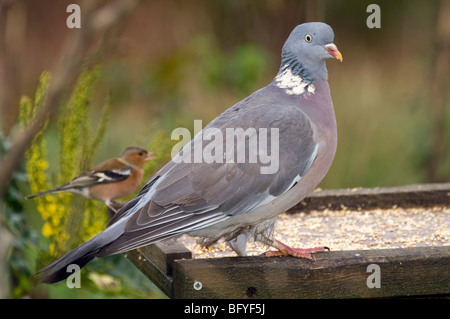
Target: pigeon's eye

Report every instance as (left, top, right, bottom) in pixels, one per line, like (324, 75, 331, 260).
(304, 34, 313, 43)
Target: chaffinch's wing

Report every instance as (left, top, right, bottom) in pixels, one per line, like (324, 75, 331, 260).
(25, 146, 154, 202)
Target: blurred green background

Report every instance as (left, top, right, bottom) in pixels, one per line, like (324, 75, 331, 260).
(0, 0, 449, 298)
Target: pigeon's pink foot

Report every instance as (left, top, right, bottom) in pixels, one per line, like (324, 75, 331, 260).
(264, 240, 329, 260)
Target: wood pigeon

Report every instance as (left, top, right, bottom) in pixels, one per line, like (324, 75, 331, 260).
(36, 22, 342, 284)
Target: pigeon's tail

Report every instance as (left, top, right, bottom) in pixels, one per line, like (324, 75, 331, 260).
(35, 227, 121, 284)
(35, 249, 98, 284)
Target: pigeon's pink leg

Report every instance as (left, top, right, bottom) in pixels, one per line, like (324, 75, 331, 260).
(264, 240, 329, 260)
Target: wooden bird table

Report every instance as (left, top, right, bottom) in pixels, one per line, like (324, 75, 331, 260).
(125, 183, 450, 298)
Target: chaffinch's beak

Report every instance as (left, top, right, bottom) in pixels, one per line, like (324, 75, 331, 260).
(146, 152, 156, 161)
(323, 43, 343, 62)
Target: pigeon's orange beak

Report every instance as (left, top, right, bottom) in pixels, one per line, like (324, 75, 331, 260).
(145, 152, 156, 161)
(323, 43, 343, 62)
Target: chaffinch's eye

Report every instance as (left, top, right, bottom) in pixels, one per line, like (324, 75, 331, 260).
(304, 34, 313, 43)
(138, 152, 144, 156)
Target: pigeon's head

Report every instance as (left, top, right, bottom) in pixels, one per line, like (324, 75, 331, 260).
(281, 22, 342, 80)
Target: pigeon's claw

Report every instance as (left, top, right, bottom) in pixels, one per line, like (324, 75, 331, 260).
(263, 240, 330, 260)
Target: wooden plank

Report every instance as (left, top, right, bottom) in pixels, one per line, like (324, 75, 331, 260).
(139, 240, 192, 276)
(171, 246, 450, 298)
(291, 183, 450, 212)
(126, 241, 192, 298)
(122, 184, 449, 298)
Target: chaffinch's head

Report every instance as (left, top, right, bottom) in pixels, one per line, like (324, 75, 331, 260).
(119, 146, 155, 170)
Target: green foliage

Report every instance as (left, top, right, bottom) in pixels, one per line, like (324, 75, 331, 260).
(1, 132, 39, 298)
(21, 67, 111, 258)
(56, 65, 111, 248)
(191, 36, 269, 93)
(18, 67, 165, 298)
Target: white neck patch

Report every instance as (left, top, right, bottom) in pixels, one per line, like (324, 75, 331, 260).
(274, 66, 315, 95)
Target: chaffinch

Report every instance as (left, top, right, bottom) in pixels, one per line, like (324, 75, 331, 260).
(26, 146, 155, 213)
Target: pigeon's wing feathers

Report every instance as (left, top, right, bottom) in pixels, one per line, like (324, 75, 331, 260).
(100, 92, 318, 256)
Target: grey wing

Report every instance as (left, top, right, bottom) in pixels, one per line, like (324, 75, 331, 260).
(99, 102, 317, 256)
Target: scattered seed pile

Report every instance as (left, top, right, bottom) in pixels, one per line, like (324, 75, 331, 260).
(179, 206, 449, 258)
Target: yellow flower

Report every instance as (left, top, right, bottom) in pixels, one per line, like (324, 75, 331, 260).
(48, 243, 55, 256)
(47, 202, 58, 215)
(42, 222, 54, 237)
